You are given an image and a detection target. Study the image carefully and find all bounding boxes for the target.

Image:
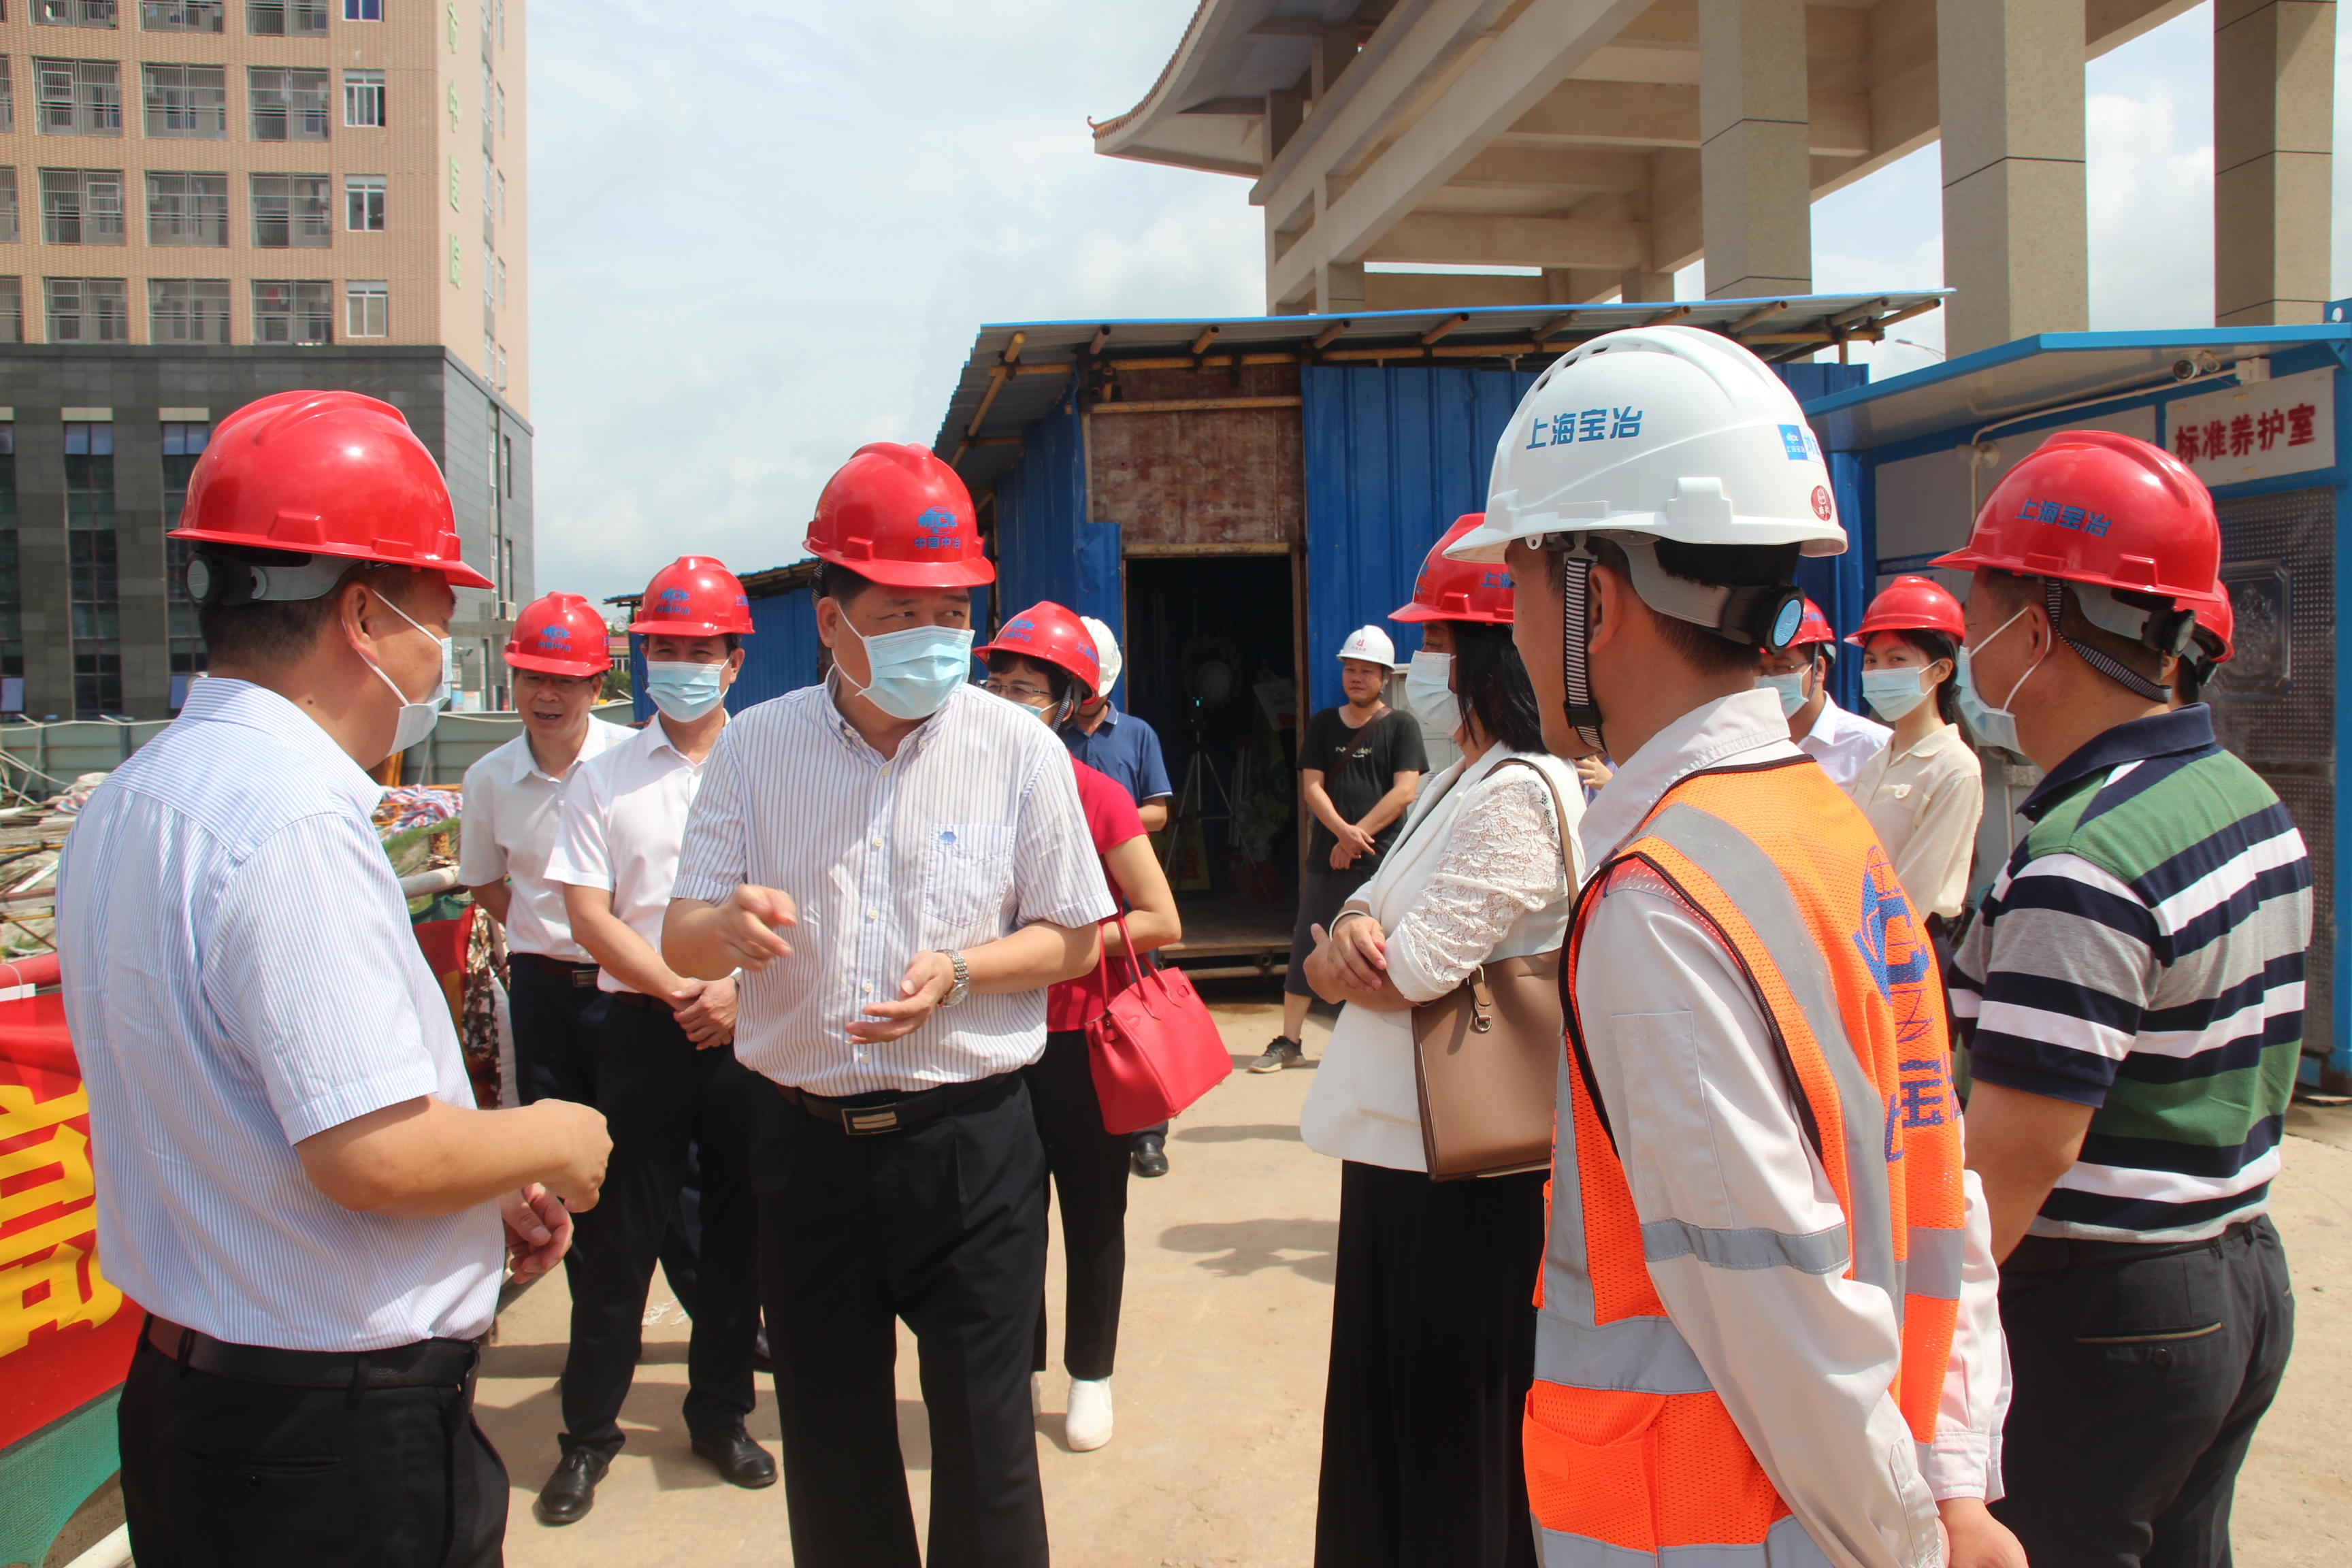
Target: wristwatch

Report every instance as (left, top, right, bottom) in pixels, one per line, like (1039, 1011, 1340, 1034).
(938, 949, 970, 1009)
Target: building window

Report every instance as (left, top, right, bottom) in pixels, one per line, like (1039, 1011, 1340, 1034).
(149, 277, 229, 342)
(35, 59, 122, 135)
(163, 421, 210, 704)
(247, 1, 325, 33)
(147, 171, 227, 245)
(342, 67, 381, 127)
(494, 80, 504, 138)
(252, 279, 330, 343)
(479, 60, 490, 133)
(0, 278, 20, 344)
(0, 169, 15, 242)
(345, 172, 384, 230)
(45, 277, 129, 340)
(143, 63, 227, 137)
(479, 150, 491, 221)
(493, 166, 504, 225)
(345, 278, 386, 337)
(66, 420, 120, 719)
(343, 0, 380, 18)
(140, 1, 223, 29)
(39, 168, 125, 244)
(250, 172, 329, 246)
(37, 1, 118, 27)
(1, 58, 14, 133)
(0, 423, 19, 706)
(248, 66, 327, 140)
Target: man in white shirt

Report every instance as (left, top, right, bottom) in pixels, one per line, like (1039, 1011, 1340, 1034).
(59, 391, 610, 1567)
(664, 442, 1114, 1568)
(535, 557, 773, 1523)
(1757, 598, 1890, 787)
(461, 591, 632, 1107)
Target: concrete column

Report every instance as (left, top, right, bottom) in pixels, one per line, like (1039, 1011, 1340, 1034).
(1315, 260, 1367, 315)
(1618, 267, 1676, 301)
(1698, 0, 1812, 299)
(2214, 1, 2336, 326)
(1937, 0, 2088, 355)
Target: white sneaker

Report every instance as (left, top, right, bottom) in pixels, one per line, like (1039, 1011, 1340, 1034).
(1064, 1377, 1113, 1452)
(1031, 1371, 1045, 1418)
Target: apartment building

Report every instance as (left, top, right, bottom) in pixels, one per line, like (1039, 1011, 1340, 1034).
(0, 0, 530, 720)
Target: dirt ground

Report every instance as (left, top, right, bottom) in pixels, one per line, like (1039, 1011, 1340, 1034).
(476, 990, 2352, 1567)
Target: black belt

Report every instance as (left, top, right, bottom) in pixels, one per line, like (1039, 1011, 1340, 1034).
(144, 1314, 482, 1392)
(605, 989, 668, 1012)
(2003, 1218, 2255, 1275)
(511, 952, 601, 987)
(779, 1073, 1009, 1136)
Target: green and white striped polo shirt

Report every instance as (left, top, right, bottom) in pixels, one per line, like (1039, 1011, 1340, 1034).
(1950, 706, 2312, 1242)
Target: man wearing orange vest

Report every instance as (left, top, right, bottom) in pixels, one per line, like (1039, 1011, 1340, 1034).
(1446, 327, 2020, 1568)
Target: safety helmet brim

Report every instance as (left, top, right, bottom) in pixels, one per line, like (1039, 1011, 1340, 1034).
(504, 648, 611, 677)
(1927, 542, 2227, 612)
(1388, 599, 1511, 625)
(171, 527, 497, 591)
(628, 617, 753, 638)
(1444, 510, 1844, 566)
(806, 544, 996, 590)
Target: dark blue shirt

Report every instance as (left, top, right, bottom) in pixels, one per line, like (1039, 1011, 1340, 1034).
(1061, 702, 1172, 807)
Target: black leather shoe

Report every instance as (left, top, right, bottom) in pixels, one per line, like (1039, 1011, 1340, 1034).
(691, 1426, 779, 1488)
(534, 1448, 610, 1526)
(1132, 1132, 1170, 1178)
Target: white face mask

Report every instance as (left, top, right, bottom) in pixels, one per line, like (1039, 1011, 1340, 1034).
(1403, 651, 1458, 740)
(362, 589, 451, 757)
(1956, 605, 2043, 754)
(1861, 666, 1934, 722)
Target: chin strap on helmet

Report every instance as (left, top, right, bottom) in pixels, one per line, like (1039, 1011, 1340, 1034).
(1554, 538, 1607, 754)
(2044, 580, 2172, 702)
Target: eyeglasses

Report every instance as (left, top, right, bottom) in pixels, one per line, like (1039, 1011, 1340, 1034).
(982, 679, 1054, 705)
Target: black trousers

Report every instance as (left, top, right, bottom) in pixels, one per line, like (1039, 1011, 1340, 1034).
(119, 1335, 505, 1568)
(1023, 1029, 1130, 1381)
(1287, 865, 1375, 998)
(1316, 1159, 1545, 1568)
(557, 998, 764, 1455)
(1991, 1215, 2296, 1567)
(757, 1073, 1049, 1568)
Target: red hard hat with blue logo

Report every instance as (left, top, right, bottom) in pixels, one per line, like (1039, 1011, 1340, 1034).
(1392, 514, 1514, 625)
(806, 442, 996, 590)
(1845, 576, 1967, 644)
(505, 592, 612, 677)
(630, 556, 753, 637)
(975, 601, 1100, 699)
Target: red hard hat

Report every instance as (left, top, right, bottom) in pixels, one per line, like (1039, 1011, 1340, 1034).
(976, 600, 1100, 699)
(1845, 575, 1967, 644)
(1392, 514, 1513, 625)
(169, 390, 491, 589)
(1788, 598, 1837, 649)
(1932, 430, 2223, 607)
(806, 442, 995, 590)
(630, 556, 753, 637)
(505, 592, 612, 677)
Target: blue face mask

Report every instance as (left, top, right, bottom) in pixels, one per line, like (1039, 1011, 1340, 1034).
(645, 660, 728, 721)
(1757, 670, 1810, 718)
(1861, 666, 1933, 722)
(839, 621, 975, 721)
(1956, 606, 2042, 755)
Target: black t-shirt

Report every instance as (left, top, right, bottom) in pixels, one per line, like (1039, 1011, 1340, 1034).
(1301, 704, 1428, 872)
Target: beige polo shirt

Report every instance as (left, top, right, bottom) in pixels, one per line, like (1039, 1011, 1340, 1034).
(1844, 722, 1984, 920)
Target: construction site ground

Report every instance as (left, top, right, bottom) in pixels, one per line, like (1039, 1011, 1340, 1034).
(478, 985, 2352, 1568)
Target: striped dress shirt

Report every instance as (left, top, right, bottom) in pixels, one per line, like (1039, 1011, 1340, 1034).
(672, 679, 1115, 1096)
(1951, 706, 2313, 1242)
(54, 679, 502, 1352)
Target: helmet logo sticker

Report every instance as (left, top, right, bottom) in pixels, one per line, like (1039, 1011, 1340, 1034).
(1778, 423, 1823, 463)
(914, 506, 963, 551)
(1524, 406, 1643, 449)
(2015, 497, 2113, 538)
(1810, 486, 1834, 521)
(659, 587, 692, 607)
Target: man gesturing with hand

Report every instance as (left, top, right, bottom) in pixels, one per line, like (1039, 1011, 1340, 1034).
(664, 444, 1112, 1568)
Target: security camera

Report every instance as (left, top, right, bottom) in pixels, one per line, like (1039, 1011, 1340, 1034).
(2172, 350, 2221, 382)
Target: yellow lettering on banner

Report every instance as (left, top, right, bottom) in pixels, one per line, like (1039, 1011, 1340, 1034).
(0, 1082, 126, 1356)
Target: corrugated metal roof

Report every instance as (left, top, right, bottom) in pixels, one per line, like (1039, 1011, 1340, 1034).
(932, 291, 1946, 493)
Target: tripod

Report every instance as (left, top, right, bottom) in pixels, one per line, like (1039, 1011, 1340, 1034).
(1162, 720, 1238, 878)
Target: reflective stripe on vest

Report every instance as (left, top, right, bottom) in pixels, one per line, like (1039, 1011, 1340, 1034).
(1526, 760, 1965, 1566)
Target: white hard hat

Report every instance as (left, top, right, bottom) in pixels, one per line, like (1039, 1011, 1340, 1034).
(1447, 325, 1847, 564)
(1337, 625, 1396, 666)
(1079, 615, 1121, 696)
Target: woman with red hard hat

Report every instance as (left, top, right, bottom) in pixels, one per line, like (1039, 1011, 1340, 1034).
(1840, 576, 1983, 930)
(662, 443, 1115, 1566)
(975, 601, 1180, 1454)
(1294, 512, 1584, 1568)
(1933, 429, 2307, 1568)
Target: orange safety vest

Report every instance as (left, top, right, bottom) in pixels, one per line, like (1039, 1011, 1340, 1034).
(1525, 757, 1965, 1566)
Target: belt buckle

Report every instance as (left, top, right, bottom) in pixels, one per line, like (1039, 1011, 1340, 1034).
(571, 968, 596, 989)
(843, 1106, 901, 1135)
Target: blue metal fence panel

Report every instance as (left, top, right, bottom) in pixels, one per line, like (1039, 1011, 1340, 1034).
(991, 399, 1124, 645)
(1300, 364, 1542, 711)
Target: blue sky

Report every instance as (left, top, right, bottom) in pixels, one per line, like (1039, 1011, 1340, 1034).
(528, 1, 2351, 608)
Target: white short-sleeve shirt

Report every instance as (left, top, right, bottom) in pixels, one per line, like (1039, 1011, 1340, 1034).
(1795, 693, 1892, 789)
(458, 718, 633, 960)
(54, 679, 502, 1352)
(545, 717, 713, 994)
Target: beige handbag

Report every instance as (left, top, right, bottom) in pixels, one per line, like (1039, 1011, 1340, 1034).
(1409, 758, 1573, 1180)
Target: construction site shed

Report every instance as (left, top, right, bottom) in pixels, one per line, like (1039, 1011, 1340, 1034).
(1803, 312, 2352, 1093)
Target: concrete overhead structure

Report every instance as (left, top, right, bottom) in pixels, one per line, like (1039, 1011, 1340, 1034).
(1093, 0, 2336, 355)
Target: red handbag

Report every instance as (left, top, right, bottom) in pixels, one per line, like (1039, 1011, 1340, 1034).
(1084, 906, 1232, 1135)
